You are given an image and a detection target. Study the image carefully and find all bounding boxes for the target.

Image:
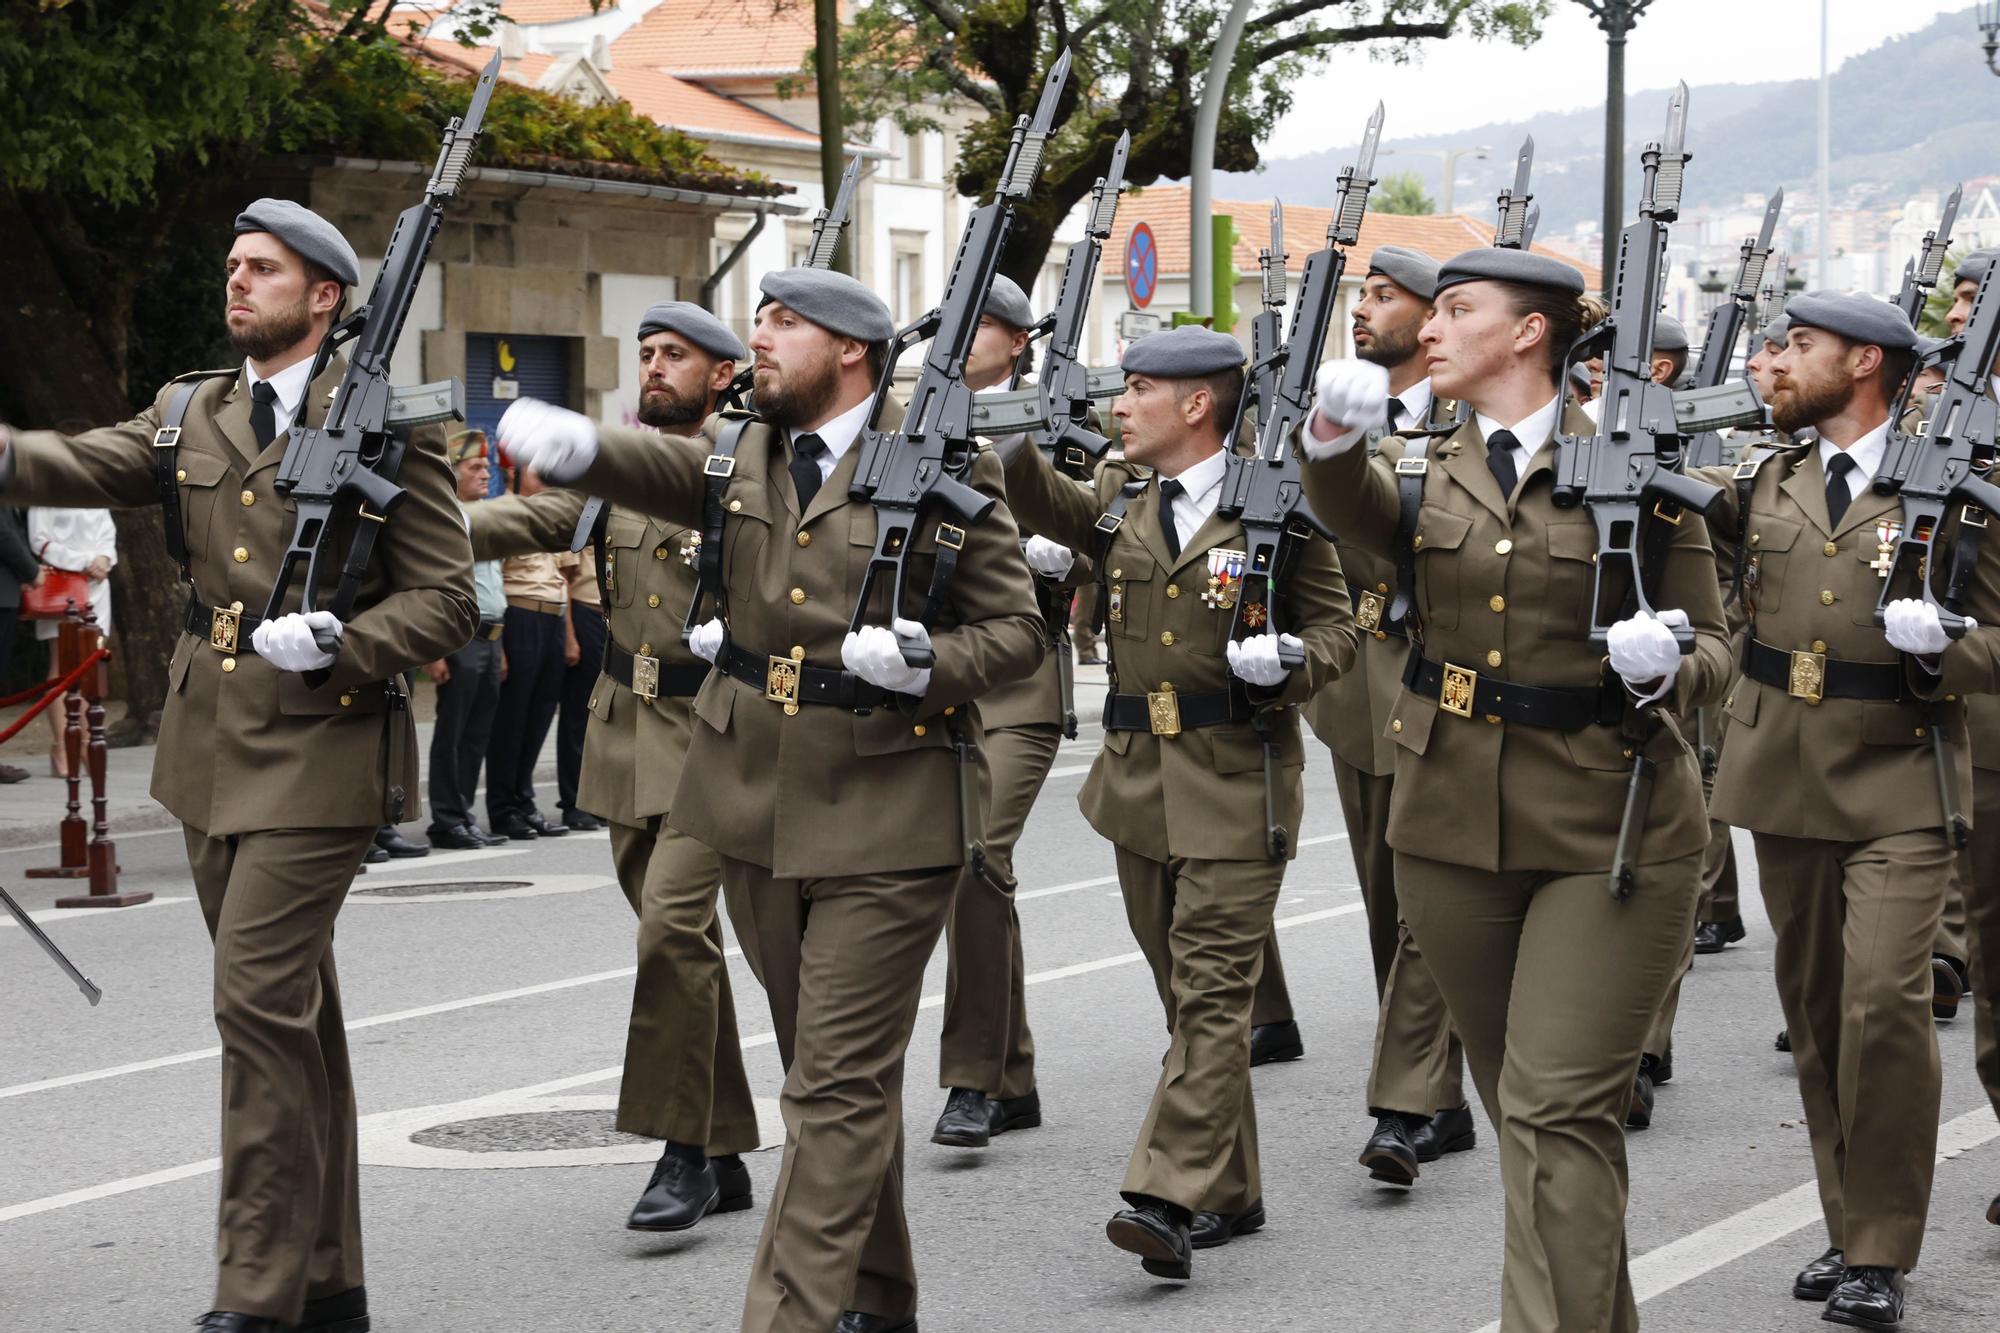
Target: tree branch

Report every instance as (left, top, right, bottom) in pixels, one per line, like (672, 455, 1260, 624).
(1070, 1, 1126, 46)
(1248, 0, 1357, 30)
(1250, 19, 1451, 64)
(913, 0, 965, 32)
(926, 41, 1004, 114)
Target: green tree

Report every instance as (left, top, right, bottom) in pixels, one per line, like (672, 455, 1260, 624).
(1373, 170, 1437, 215)
(834, 0, 1548, 283)
(1920, 249, 1963, 340)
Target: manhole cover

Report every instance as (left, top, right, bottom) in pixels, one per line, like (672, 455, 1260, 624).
(353, 880, 534, 899)
(409, 1109, 652, 1153)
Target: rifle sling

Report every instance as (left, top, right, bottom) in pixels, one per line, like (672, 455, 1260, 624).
(687, 416, 754, 636)
(154, 376, 228, 582)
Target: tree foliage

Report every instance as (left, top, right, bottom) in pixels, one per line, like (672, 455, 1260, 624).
(1372, 170, 1437, 215)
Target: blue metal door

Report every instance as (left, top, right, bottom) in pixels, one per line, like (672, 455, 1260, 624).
(465, 334, 571, 493)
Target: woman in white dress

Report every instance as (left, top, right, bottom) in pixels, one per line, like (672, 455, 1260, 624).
(28, 507, 115, 777)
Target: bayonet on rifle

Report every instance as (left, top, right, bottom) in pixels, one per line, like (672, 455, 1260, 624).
(1897, 183, 1962, 325)
(1495, 137, 1535, 249)
(1684, 188, 1783, 467)
(1237, 200, 1289, 438)
(807, 156, 863, 269)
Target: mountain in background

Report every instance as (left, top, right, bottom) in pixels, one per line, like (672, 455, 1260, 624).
(1215, 8, 1992, 234)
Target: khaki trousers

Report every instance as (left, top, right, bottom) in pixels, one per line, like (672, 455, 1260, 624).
(1971, 771, 2000, 1120)
(938, 722, 1057, 1099)
(1937, 871, 1969, 969)
(722, 859, 957, 1333)
(1753, 829, 1952, 1271)
(1116, 846, 1283, 1216)
(1397, 848, 1701, 1333)
(1696, 816, 1741, 923)
(1250, 933, 1293, 1026)
(606, 818, 760, 1151)
(184, 823, 377, 1324)
(1643, 909, 1698, 1061)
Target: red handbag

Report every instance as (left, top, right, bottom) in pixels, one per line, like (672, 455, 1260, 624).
(19, 566, 90, 621)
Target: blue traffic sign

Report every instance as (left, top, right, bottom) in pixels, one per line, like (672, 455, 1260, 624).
(1127, 222, 1158, 309)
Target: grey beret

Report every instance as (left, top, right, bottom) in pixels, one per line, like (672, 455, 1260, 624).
(637, 300, 747, 361)
(757, 267, 894, 343)
(233, 198, 359, 288)
(982, 275, 1036, 330)
(1757, 313, 1791, 349)
(1366, 245, 1440, 300)
(1916, 333, 1950, 359)
(1955, 249, 2000, 290)
(1652, 314, 1689, 353)
(1435, 247, 1586, 297)
(1783, 291, 1918, 354)
(1568, 362, 1592, 395)
(1120, 325, 1246, 379)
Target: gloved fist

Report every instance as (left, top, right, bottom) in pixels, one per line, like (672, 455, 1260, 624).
(496, 398, 599, 483)
(841, 617, 932, 695)
(1884, 597, 1969, 656)
(1303, 359, 1391, 460)
(687, 617, 724, 665)
(1227, 632, 1303, 688)
(1605, 608, 1688, 702)
(1023, 535, 1075, 578)
(253, 610, 343, 673)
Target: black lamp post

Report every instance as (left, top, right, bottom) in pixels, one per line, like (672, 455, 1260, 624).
(1575, 1, 1656, 294)
(1981, 2, 2000, 76)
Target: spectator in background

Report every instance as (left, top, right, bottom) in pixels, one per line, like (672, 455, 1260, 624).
(426, 431, 510, 850)
(555, 542, 606, 831)
(484, 458, 570, 841)
(0, 506, 44, 782)
(27, 506, 115, 778)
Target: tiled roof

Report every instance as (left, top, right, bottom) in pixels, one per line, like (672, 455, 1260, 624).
(613, 0, 828, 76)
(1105, 185, 1603, 290)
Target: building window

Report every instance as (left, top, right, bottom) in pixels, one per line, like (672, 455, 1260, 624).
(903, 128, 926, 182)
(892, 234, 926, 323)
(1039, 261, 1065, 317)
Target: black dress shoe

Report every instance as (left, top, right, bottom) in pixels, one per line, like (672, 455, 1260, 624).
(1076, 653, 1106, 666)
(1988, 1192, 1999, 1225)
(426, 824, 486, 850)
(1793, 1246, 1846, 1301)
(1651, 1048, 1674, 1085)
(462, 821, 509, 847)
(930, 1087, 1042, 1148)
(1249, 1019, 1304, 1066)
(834, 1313, 916, 1333)
(373, 826, 430, 858)
(196, 1315, 291, 1332)
(712, 1152, 753, 1214)
(1106, 1198, 1193, 1279)
(561, 810, 604, 832)
(626, 1146, 720, 1231)
(1359, 1112, 1422, 1186)
(299, 1286, 369, 1333)
(1694, 916, 1746, 954)
(1189, 1198, 1265, 1249)
(362, 843, 390, 865)
(1411, 1104, 1476, 1162)
(492, 814, 540, 841)
(522, 809, 569, 837)
(1822, 1265, 1904, 1329)
(1933, 955, 1967, 1021)
(1777, 1027, 1792, 1053)
(1627, 1065, 1656, 1129)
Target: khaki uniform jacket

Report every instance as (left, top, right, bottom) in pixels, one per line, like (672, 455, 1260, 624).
(2, 362, 476, 833)
(1696, 442, 2000, 839)
(1001, 442, 1357, 863)
(1301, 406, 1732, 874)
(574, 407, 1045, 879)
(466, 483, 707, 829)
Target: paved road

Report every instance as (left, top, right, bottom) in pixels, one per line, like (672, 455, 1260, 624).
(4, 697, 1998, 1331)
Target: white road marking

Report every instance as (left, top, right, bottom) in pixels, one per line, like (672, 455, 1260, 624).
(0, 895, 191, 929)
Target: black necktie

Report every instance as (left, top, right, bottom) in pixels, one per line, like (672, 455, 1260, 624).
(1386, 396, 1406, 433)
(1825, 451, 1856, 529)
(249, 379, 279, 451)
(789, 432, 827, 512)
(1486, 428, 1520, 499)
(1157, 477, 1185, 561)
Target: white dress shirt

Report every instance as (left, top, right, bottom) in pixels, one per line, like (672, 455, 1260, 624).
(1818, 419, 1890, 503)
(1474, 394, 1564, 483)
(789, 393, 876, 481)
(244, 354, 317, 443)
(1156, 447, 1228, 552)
(1388, 377, 1435, 433)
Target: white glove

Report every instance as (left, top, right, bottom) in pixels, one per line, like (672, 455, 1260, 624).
(1302, 359, 1391, 460)
(1023, 536, 1075, 578)
(497, 398, 599, 483)
(687, 617, 724, 664)
(1605, 608, 1688, 703)
(1884, 597, 1968, 657)
(841, 616, 932, 695)
(253, 610, 342, 672)
(1227, 632, 1303, 688)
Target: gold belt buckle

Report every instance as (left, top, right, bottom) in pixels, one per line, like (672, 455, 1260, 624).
(210, 606, 240, 655)
(1146, 683, 1181, 737)
(1354, 590, 1385, 634)
(766, 655, 801, 709)
(1788, 650, 1826, 704)
(632, 652, 660, 700)
(1439, 662, 1477, 718)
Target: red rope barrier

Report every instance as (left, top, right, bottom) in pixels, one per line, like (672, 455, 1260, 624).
(0, 647, 110, 743)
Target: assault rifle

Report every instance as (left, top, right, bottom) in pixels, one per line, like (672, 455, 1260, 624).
(1236, 201, 1289, 437)
(1024, 131, 1129, 477)
(265, 53, 500, 653)
(1494, 137, 1535, 249)
(2, 883, 102, 1005)
(1895, 183, 1961, 326)
(1683, 188, 1783, 468)
(847, 50, 1072, 666)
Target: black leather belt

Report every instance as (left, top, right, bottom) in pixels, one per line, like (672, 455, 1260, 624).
(185, 599, 262, 655)
(605, 640, 709, 697)
(1403, 652, 1623, 731)
(475, 619, 504, 642)
(1743, 637, 1903, 703)
(1347, 581, 1408, 640)
(1103, 687, 1251, 735)
(718, 640, 894, 711)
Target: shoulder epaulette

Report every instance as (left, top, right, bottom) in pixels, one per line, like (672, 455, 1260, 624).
(715, 405, 759, 422)
(1118, 478, 1147, 499)
(169, 368, 235, 385)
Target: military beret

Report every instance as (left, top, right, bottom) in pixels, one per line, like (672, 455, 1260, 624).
(233, 198, 360, 288)
(1568, 362, 1593, 396)
(1434, 247, 1586, 297)
(446, 428, 489, 465)
(982, 275, 1037, 330)
(1783, 291, 1917, 354)
(1367, 245, 1441, 301)
(1955, 249, 2000, 291)
(1916, 333, 1950, 360)
(1757, 314, 1791, 349)
(1120, 325, 1246, 379)
(1652, 314, 1689, 353)
(637, 300, 748, 362)
(757, 267, 895, 343)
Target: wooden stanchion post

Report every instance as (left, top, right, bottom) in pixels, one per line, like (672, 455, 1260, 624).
(36, 604, 143, 906)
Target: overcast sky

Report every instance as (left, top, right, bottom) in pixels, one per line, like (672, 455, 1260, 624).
(1262, 0, 1978, 158)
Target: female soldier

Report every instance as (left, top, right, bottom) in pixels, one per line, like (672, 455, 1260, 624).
(1298, 247, 1732, 1332)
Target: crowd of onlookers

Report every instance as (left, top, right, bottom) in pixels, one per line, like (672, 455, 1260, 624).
(0, 504, 118, 785)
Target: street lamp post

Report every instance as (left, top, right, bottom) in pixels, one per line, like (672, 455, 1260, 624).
(1575, 1, 1656, 294)
(1383, 145, 1490, 215)
(1979, 2, 2000, 75)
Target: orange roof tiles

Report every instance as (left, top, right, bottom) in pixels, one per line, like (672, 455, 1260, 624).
(614, 0, 829, 76)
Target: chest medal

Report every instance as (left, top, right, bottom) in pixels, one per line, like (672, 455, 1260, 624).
(1202, 547, 1246, 611)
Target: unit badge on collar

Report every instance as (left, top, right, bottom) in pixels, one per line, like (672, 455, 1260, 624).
(1202, 547, 1246, 611)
